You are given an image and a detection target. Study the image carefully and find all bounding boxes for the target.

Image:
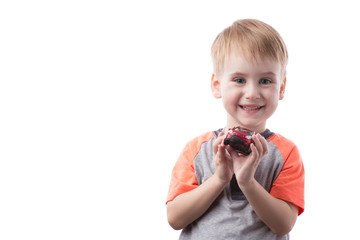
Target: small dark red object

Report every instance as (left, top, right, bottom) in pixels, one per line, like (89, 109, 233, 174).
(223, 127, 255, 155)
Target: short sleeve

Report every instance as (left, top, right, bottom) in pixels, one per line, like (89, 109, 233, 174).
(166, 132, 216, 204)
(269, 134, 305, 215)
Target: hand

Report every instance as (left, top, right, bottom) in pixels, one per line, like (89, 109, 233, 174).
(213, 132, 234, 184)
(226, 133, 268, 188)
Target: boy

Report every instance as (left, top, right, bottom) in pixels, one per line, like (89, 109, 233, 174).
(166, 19, 305, 239)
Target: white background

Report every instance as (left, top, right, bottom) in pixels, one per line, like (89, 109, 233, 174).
(1, 0, 359, 239)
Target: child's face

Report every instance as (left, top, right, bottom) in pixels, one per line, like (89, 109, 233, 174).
(211, 53, 286, 133)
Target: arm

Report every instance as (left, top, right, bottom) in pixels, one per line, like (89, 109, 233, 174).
(167, 133, 233, 230)
(167, 174, 227, 230)
(241, 180, 298, 235)
(230, 134, 298, 236)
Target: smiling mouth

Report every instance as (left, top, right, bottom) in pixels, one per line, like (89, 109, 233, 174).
(240, 105, 263, 111)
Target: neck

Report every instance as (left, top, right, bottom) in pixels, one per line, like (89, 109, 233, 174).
(225, 119, 266, 134)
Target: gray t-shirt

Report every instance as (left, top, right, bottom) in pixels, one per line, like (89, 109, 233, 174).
(167, 129, 305, 240)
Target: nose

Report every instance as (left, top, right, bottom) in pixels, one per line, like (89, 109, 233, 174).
(244, 82, 260, 100)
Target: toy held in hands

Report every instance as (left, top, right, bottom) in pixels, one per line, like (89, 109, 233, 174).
(223, 127, 255, 155)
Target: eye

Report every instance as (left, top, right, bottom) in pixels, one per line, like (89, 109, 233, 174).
(259, 78, 271, 85)
(234, 78, 245, 84)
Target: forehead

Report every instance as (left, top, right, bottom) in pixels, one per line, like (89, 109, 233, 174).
(223, 52, 282, 77)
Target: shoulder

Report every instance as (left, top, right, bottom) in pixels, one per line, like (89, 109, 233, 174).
(182, 130, 218, 155)
(268, 133, 296, 148)
(188, 130, 218, 145)
(174, 130, 219, 168)
(267, 133, 299, 159)
(268, 133, 305, 215)
(166, 130, 219, 204)
(177, 130, 220, 171)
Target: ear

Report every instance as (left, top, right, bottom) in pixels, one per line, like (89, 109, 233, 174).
(211, 74, 222, 99)
(279, 77, 286, 100)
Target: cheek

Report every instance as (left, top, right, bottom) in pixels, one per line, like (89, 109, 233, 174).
(265, 93, 280, 112)
(222, 90, 240, 110)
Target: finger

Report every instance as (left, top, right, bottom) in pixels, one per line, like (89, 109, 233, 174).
(249, 142, 259, 161)
(214, 144, 221, 165)
(254, 134, 268, 157)
(218, 131, 224, 138)
(227, 153, 234, 172)
(218, 137, 234, 170)
(258, 134, 269, 155)
(224, 148, 232, 161)
(252, 134, 264, 155)
(226, 145, 242, 159)
(213, 132, 224, 154)
(216, 144, 228, 166)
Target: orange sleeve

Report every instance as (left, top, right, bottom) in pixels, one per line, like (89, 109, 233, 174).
(268, 134, 305, 215)
(166, 132, 216, 204)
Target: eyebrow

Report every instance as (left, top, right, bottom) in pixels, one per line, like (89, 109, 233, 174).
(230, 71, 277, 78)
(261, 72, 277, 76)
(229, 72, 248, 78)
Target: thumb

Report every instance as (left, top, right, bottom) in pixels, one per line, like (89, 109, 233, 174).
(226, 145, 243, 159)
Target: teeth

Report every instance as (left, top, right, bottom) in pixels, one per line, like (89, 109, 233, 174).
(242, 106, 261, 110)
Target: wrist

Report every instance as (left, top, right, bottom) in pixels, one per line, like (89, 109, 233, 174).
(213, 173, 230, 188)
(238, 177, 257, 191)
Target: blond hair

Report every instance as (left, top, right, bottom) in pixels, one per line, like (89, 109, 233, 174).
(211, 19, 288, 76)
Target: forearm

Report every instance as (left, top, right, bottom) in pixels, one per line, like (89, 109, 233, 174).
(240, 180, 298, 236)
(167, 175, 227, 230)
